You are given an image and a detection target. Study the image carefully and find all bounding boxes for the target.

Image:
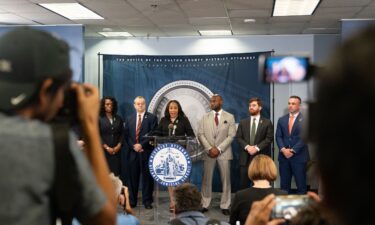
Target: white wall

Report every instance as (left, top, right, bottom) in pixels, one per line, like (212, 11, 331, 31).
(84, 34, 339, 188)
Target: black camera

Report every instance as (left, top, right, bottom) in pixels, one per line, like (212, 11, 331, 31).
(54, 85, 79, 126)
(259, 55, 313, 83)
(271, 195, 311, 220)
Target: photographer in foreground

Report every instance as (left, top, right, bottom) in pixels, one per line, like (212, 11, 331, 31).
(0, 28, 116, 225)
(244, 26, 375, 225)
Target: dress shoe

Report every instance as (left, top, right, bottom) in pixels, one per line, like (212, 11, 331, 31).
(201, 207, 209, 213)
(221, 209, 230, 216)
(145, 204, 153, 209)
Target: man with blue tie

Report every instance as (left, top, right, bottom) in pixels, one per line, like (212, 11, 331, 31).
(276, 95, 309, 194)
(124, 96, 158, 209)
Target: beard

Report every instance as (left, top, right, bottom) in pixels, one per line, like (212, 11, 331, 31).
(250, 109, 260, 116)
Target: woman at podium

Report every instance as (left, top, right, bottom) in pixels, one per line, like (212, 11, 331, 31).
(155, 100, 195, 212)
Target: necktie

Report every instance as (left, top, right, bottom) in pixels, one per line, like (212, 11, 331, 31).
(288, 114, 294, 135)
(136, 114, 142, 143)
(214, 112, 219, 126)
(250, 118, 256, 145)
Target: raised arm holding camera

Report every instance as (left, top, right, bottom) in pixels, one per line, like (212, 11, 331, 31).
(0, 27, 116, 225)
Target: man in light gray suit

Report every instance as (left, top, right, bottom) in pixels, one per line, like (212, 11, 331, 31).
(198, 94, 236, 216)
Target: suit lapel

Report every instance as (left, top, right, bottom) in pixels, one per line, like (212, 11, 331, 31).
(290, 113, 302, 135)
(244, 118, 251, 142)
(255, 117, 264, 141)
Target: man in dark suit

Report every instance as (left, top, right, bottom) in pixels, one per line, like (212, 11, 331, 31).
(124, 96, 157, 209)
(276, 95, 309, 194)
(236, 97, 274, 190)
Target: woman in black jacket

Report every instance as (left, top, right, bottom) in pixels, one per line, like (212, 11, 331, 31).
(230, 154, 287, 225)
(99, 96, 124, 176)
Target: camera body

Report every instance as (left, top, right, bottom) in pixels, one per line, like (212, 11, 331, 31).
(54, 85, 79, 125)
(259, 55, 312, 83)
(271, 195, 311, 220)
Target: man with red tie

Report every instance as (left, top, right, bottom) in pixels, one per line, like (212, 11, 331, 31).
(124, 96, 157, 209)
(276, 95, 310, 194)
(198, 94, 236, 216)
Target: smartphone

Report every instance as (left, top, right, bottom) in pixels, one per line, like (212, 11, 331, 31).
(271, 195, 311, 220)
(259, 55, 311, 83)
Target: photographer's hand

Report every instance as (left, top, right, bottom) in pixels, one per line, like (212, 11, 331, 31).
(245, 194, 285, 225)
(72, 83, 117, 224)
(307, 191, 321, 203)
(123, 186, 136, 215)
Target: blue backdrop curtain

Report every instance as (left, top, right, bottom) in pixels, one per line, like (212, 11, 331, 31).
(102, 52, 271, 192)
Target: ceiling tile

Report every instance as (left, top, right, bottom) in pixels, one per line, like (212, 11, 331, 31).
(229, 9, 270, 18)
(189, 17, 229, 25)
(319, 0, 372, 7)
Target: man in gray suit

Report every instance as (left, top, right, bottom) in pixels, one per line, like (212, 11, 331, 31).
(198, 94, 236, 216)
(236, 97, 274, 190)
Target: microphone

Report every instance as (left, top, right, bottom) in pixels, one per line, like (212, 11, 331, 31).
(172, 125, 177, 136)
(168, 123, 174, 136)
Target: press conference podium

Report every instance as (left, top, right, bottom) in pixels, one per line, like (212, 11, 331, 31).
(145, 135, 198, 222)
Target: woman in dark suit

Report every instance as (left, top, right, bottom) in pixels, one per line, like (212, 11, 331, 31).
(155, 100, 195, 212)
(230, 154, 287, 225)
(99, 96, 124, 176)
(156, 100, 195, 137)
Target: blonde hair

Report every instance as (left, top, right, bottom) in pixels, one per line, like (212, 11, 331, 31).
(248, 154, 277, 182)
(109, 173, 123, 196)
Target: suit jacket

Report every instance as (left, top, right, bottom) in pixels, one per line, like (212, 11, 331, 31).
(124, 112, 158, 161)
(155, 116, 195, 137)
(276, 113, 309, 163)
(99, 114, 124, 147)
(198, 110, 236, 160)
(236, 116, 274, 166)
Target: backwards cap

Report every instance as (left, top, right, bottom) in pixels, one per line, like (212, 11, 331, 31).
(0, 27, 71, 111)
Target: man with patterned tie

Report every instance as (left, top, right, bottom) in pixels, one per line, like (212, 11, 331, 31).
(198, 94, 236, 216)
(276, 95, 310, 194)
(124, 96, 157, 209)
(236, 97, 274, 190)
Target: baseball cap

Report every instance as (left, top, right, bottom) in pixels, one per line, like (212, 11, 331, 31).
(0, 27, 71, 112)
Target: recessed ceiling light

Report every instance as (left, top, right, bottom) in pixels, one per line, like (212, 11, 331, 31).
(198, 30, 232, 36)
(273, 0, 321, 16)
(244, 18, 256, 23)
(98, 32, 133, 37)
(39, 3, 104, 20)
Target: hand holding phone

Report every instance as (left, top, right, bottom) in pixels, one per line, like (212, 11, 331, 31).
(271, 195, 311, 220)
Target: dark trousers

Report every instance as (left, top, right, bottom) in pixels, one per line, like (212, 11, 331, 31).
(105, 152, 121, 176)
(279, 160, 307, 194)
(239, 165, 253, 190)
(126, 153, 154, 206)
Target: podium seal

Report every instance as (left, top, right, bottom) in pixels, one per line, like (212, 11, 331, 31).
(149, 143, 192, 187)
